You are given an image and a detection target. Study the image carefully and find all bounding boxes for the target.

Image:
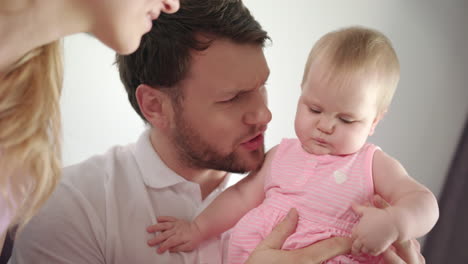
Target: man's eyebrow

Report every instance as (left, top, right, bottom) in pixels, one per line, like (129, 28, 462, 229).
(250, 69, 270, 90)
(222, 70, 270, 96)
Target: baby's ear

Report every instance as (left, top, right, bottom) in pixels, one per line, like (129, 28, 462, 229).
(369, 110, 387, 136)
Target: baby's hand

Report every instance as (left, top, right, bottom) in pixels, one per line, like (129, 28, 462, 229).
(351, 203, 399, 256)
(146, 216, 203, 253)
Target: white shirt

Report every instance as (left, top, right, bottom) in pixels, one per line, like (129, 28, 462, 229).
(10, 130, 232, 264)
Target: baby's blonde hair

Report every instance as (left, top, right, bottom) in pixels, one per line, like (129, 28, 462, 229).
(302, 26, 400, 114)
(0, 41, 63, 235)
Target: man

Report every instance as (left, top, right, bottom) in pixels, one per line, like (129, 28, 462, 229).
(9, 0, 423, 263)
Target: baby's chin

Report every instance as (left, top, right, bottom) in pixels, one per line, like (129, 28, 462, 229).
(301, 144, 334, 156)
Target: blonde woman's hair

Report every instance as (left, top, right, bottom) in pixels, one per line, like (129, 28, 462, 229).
(302, 26, 400, 114)
(0, 41, 63, 235)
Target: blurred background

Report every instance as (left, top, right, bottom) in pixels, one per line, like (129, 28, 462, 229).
(55, 0, 468, 262)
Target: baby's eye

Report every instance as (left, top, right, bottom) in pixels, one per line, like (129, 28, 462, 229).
(309, 108, 321, 114)
(339, 117, 354, 124)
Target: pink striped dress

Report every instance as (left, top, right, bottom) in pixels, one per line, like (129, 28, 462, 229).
(227, 138, 382, 263)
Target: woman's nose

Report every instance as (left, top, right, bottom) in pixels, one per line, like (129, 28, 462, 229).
(161, 0, 180, 14)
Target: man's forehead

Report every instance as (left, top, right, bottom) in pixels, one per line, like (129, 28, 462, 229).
(224, 68, 270, 93)
(184, 38, 269, 94)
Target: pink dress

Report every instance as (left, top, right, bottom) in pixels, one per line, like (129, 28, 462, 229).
(227, 138, 382, 263)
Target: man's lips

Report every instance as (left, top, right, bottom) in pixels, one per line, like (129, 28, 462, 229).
(241, 133, 264, 151)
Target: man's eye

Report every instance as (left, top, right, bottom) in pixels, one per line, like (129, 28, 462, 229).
(220, 94, 239, 103)
(309, 108, 321, 114)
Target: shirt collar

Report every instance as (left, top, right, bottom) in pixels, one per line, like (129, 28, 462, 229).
(132, 129, 186, 189)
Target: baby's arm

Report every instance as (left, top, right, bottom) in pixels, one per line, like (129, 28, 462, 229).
(147, 146, 279, 253)
(351, 149, 439, 256)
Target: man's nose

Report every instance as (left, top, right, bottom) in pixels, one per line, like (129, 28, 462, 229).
(243, 89, 272, 126)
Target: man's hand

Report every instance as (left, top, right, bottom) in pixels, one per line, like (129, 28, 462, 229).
(246, 208, 352, 264)
(246, 200, 425, 264)
(146, 216, 203, 253)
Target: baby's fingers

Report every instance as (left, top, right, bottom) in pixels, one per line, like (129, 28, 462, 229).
(147, 229, 175, 247)
(351, 239, 363, 255)
(384, 239, 424, 264)
(361, 246, 370, 255)
(158, 236, 185, 254)
(157, 216, 178, 222)
(147, 222, 174, 233)
(363, 245, 385, 257)
(372, 246, 387, 257)
(170, 241, 197, 253)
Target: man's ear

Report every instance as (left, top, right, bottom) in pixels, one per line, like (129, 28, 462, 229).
(369, 109, 387, 136)
(135, 84, 172, 129)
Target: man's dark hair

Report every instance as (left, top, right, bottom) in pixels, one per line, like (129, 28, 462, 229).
(116, 0, 270, 122)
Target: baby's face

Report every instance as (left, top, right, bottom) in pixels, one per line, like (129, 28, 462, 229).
(294, 64, 383, 156)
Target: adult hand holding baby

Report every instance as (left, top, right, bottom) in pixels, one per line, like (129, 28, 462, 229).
(251, 202, 425, 264)
(246, 208, 352, 264)
(148, 204, 424, 263)
(148, 208, 352, 263)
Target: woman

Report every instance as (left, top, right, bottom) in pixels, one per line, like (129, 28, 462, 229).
(0, 0, 180, 250)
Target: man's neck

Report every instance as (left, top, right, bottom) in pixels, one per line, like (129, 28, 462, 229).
(149, 130, 228, 200)
(190, 169, 227, 200)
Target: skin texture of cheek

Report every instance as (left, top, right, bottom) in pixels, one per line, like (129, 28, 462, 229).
(171, 109, 265, 173)
(91, 0, 159, 55)
(91, 19, 140, 55)
(334, 125, 372, 155)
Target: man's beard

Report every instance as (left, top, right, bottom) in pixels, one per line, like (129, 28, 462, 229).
(171, 111, 265, 174)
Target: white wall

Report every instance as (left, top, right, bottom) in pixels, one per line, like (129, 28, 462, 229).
(61, 34, 145, 166)
(61, 1, 468, 204)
